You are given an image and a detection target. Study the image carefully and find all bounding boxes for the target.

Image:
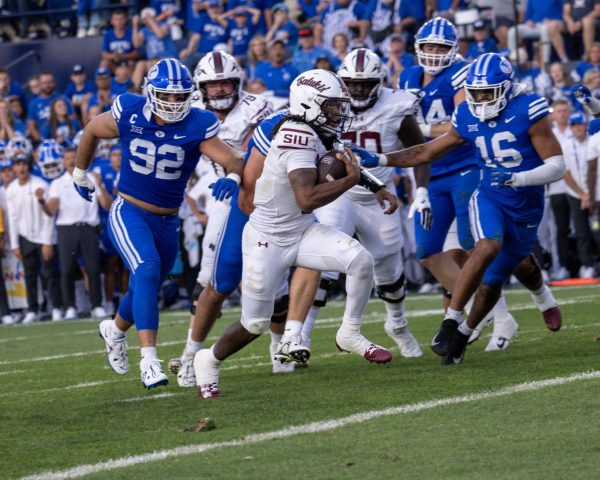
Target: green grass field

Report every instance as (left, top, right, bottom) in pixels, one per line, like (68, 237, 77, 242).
(1, 285, 599, 480)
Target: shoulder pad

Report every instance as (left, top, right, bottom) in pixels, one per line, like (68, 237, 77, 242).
(450, 62, 470, 90)
(273, 121, 319, 151)
(239, 92, 274, 126)
(111, 92, 143, 123)
(382, 88, 419, 116)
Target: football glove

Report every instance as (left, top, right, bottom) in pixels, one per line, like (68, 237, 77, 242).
(571, 84, 592, 105)
(210, 174, 240, 201)
(347, 144, 387, 168)
(589, 117, 600, 136)
(489, 168, 515, 188)
(408, 187, 433, 230)
(72, 167, 95, 202)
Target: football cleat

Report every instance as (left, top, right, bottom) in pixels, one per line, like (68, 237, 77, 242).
(22, 312, 38, 324)
(193, 348, 221, 398)
(177, 353, 196, 387)
(467, 312, 493, 344)
(197, 382, 221, 399)
(485, 314, 518, 352)
(98, 319, 128, 374)
(442, 330, 470, 365)
(168, 356, 182, 375)
(140, 358, 169, 389)
(274, 335, 311, 365)
(431, 318, 458, 356)
(384, 321, 423, 358)
(542, 306, 562, 332)
(335, 327, 392, 364)
(270, 342, 295, 374)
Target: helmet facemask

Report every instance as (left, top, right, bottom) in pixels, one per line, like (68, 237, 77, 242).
(312, 96, 353, 136)
(198, 78, 240, 111)
(465, 81, 511, 121)
(416, 42, 457, 75)
(342, 78, 381, 110)
(147, 85, 193, 123)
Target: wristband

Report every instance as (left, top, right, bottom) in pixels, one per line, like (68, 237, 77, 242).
(226, 172, 241, 185)
(379, 153, 388, 166)
(419, 123, 432, 137)
(359, 168, 385, 193)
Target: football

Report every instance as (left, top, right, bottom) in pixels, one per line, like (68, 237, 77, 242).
(316, 149, 348, 184)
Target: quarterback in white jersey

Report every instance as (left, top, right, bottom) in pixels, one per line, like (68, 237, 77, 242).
(193, 70, 396, 399)
(299, 49, 425, 358)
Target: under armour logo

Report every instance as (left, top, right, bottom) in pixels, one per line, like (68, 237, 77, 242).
(209, 243, 216, 251)
(258, 242, 268, 248)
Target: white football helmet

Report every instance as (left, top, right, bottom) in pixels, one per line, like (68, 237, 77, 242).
(338, 48, 384, 110)
(38, 139, 65, 180)
(194, 51, 244, 111)
(415, 17, 459, 76)
(289, 69, 352, 136)
(7, 134, 32, 159)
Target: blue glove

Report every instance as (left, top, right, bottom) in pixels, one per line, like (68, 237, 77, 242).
(72, 167, 95, 202)
(347, 144, 383, 168)
(209, 176, 239, 201)
(589, 117, 600, 136)
(571, 84, 592, 105)
(489, 168, 514, 188)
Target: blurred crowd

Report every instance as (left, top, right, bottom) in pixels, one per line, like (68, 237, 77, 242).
(0, 0, 599, 323)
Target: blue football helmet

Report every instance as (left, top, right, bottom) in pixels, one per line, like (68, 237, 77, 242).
(38, 139, 65, 180)
(146, 58, 194, 123)
(465, 53, 515, 121)
(415, 17, 458, 75)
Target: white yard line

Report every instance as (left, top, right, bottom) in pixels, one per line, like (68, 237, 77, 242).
(20, 370, 600, 480)
(0, 369, 25, 376)
(120, 392, 177, 403)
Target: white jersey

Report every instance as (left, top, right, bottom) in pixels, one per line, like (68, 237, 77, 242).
(250, 120, 326, 245)
(343, 87, 417, 201)
(192, 91, 273, 177)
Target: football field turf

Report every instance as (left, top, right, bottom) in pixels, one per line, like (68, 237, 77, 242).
(1, 285, 599, 479)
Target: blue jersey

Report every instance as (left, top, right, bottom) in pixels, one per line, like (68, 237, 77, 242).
(452, 92, 548, 223)
(399, 61, 478, 178)
(111, 93, 219, 209)
(249, 109, 288, 156)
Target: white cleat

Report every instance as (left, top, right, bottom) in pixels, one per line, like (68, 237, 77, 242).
(22, 312, 38, 324)
(98, 319, 128, 374)
(485, 314, 519, 352)
(384, 321, 423, 358)
(270, 341, 295, 373)
(468, 313, 493, 344)
(2, 314, 16, 325)
(91, 306, 108, 319)
(177, 354, 196, 387)
(52, 308, 63, 322)
(273, 334, 310, 365)
(194, 349, 222, 399)
(140, 358, 169, 389)
(335, 326, 392, 364)
(64, 307, 78, 320)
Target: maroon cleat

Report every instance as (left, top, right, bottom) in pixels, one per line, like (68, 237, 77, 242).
(542, 306, 562, 332)
(363, 344, 393, 364)
(197, 382, 221, 399)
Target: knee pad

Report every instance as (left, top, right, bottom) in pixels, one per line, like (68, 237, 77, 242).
(346, 249, 373, 279)
(241, 315, 271, 335)
(313, 277, 334, 308)
(376, 273, 406, 304)
(189, 283, 204, 315)
(271, 294, 289, 324)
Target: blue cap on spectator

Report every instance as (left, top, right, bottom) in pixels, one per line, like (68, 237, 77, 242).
(72, 64, 85, 75)
(272, 2, 288, 12)
(570, 112, 588, 125)
(0, 159, 12, 170)
(473, 20, 487, 30)
(95, 67, 111, 78)
(207, 0, 221, 7)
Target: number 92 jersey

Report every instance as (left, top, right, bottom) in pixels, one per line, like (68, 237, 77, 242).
(111, 92, 220, 209)
(451, 91, 549, 222)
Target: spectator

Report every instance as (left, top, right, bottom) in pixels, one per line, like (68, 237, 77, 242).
(40, 98, 81, 147)
(265, 3, 298, 49)
(381, 32, 416, 85)
(370, 0, 399, 43)
(226, 0, 273, 35)
(6, 152, 61, 323)
(549, 99, 575, 279)
(253, 39, 299, 98)
(431, 0, 463, 18)
(571, 42, 600, 83)
(297, 0, 320, 24)
(26, 75, 40, 101)
(101, 9, 140, 72)
(563, 0, 600, 57)
(466, 20, 497, 60)
(470, 0, 521, 49)
(180, 0, 229, 69)
(245, 34, 269, 81)
(315, 0, 369, 50)
(132, 7, 178, 90)
(562, 113, 597, 278)
(510, 47, 551, 95)
(8, 96, 26, 125)
(0, 157, 15, 325)
(0, 68, 27, 110)
(395, 0, 425, 40)
(583, 68, 600, 99)
(543, 62, 581, 111)
(86, 68, 113, 122)
(77, 0, 100, 38)
(292, 27, 340, 73)
(110, 62, 133, 99)
(40, 147, 112, 320)
(64, 65, 96, 122)
(0, 99, 25, 141)
(331, 32, 350, 64)
(314, 56, 337, 71)
(217, 5, 261, 65)
(27, 72, 73, 144)
(507, 0, 568, 64)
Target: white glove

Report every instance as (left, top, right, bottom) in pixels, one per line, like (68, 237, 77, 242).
(408, 187, 433, 230)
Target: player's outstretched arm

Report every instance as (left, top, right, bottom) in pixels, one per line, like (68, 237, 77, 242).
(384, 127, 463, 168)
(76, 112, 119, 172)
(238, 146, 265, 216)
(399, 115, 429, 187)
(289, 149, 360, 213)
(201, 136, 245, 201)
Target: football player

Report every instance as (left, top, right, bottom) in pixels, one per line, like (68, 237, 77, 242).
(277, 48, 425, 361)
(355, 53, 565, 364)
(74, 58, 244, 389)
(193, 70, 395, 399)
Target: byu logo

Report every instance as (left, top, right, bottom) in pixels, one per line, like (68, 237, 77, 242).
(155, 131, 165, 138)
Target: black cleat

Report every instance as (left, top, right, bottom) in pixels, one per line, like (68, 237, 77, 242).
(431, 319, 458, 357)
(442, 330, 470, 365)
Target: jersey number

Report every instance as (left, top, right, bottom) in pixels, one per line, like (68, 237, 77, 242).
(341, 131, 382, 153)
(129, 138, 185, 180)
(475, 132, 523, 168)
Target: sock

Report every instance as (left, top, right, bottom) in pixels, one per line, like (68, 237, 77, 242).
(283, 319, 303, 338)
(140, 346, 158, 362)
(446, 307, 464, 323)
(270, 332, 283, 354)
(209, 344, 223, 365)
(491, 293, 511, 321)
(530, 285, 556, 312)
(384, 299, 406, 327)
(111, 321, 127, 339)
(301, 307, 320, 347)
(458, 321, 473, 336)
(184, 339, 204, 356)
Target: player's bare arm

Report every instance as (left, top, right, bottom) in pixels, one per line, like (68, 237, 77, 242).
(529, 116, 563, 160)
(199, 136, 245, 179)
(399, 115, 430, 187)
(289, 150, 360, 212)
(238, 146, 264, 215)
(75, 111, 119, 171)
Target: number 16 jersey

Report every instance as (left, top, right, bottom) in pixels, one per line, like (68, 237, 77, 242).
(111, 92, 220, 209)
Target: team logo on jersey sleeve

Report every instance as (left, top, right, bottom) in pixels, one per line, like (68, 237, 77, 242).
(155, 131, 165, 138)
(468, 124, 478, 132)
